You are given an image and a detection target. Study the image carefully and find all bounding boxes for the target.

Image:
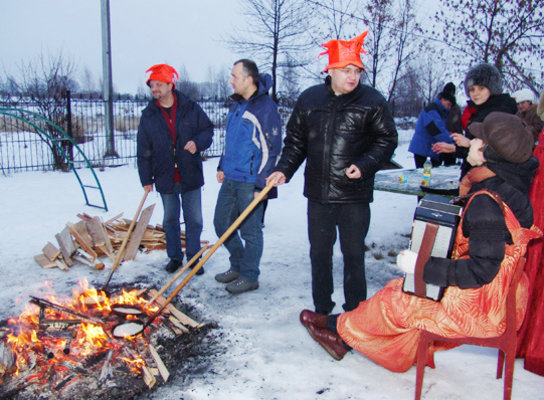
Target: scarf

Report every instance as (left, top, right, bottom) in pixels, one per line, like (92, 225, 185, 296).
(458, 165, 496, 196)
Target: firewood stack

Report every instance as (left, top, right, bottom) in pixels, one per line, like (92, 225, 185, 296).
(34, 209, 207, 271)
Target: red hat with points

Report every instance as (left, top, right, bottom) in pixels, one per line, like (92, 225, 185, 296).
(320, 31, 369, 72)
(146, 64, 179, 88)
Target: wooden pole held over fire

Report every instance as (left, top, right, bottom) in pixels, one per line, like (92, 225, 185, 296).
(142, 179, 277, 331)
(101, 188, 150, 291)
(145, 244, 212, 308)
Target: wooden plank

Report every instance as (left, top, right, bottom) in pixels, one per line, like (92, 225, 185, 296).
(148, 344, 169, 382)
(85, 217, 114, 253)
(148, 289, 200, 328)
(104, 212, 123, 226)
(67, 222, 97, 262)
(55, 226, 75, 267)
(42, 242, 61, 261)
(123, 204, 155, 261)
(34, 254, 57, 269)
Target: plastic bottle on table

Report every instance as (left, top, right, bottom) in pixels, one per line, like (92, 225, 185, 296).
(422, 158, 432, 186)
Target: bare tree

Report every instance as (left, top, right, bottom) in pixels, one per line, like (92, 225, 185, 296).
(15, 52, 79, 170)
(225, 0, 310, 102)
(434, 0, 544, 93)
(175, 65, 201, 100)
(359, 0, 421, 102)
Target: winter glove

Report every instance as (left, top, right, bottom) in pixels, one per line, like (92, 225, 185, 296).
(396, 249, 418, 274)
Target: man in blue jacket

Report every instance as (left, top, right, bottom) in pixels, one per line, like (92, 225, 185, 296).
(137, 64, 213, 274)
(213, 59, 282, 294)
(408, 82, 457, 168)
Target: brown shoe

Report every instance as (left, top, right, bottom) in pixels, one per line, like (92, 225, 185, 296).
(307, 324, 347, 361)
(300, 309, 328, 329)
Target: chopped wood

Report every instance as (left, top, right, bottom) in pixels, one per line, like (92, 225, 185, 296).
(168, 315, 189, 334)
(42, 242, 61, 261)
(34, 254, 58, 269)
(147, 344, 169, 382)
(56, 257, 70, 271)
(98, 349, 114, 383)
(67, 222, 97, 262)
(141, 365, 156, 388)
(148, 289, 200, 328)
(104, 212, 123, 225)
(123, 204, 155, 261)
(86, 216, 114, 253)
(55, 226, 75, 267)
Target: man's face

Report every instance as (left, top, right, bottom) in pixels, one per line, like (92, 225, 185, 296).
(328, 65, 362, 95)
(468, 85, 492, 105)
(439, 98, 453, 110)
(149, 80, 173, 102)
(230, 63, 252, 99)
(517, 100, 532, 113)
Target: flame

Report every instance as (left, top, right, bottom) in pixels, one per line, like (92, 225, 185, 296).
(1, 279, 157, 382)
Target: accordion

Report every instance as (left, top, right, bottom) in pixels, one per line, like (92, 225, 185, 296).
(402, 194, 463, 301)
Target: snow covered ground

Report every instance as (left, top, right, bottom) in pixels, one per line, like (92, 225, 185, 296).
(1, 130, 542, 399)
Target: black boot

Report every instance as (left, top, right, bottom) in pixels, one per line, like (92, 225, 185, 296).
(165, 259, 182, 273)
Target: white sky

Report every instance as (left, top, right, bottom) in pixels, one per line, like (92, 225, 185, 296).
(1, 0, 245, 94)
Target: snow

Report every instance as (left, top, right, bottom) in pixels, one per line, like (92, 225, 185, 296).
(1, 130, 542, 399)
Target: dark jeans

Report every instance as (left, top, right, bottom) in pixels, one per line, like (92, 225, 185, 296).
(213, 179, 264, 282)
(307, 200, 370, 314)
(160, 184, 203, 262)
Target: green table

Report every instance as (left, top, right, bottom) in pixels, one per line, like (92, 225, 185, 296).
(374, 166, 460, 197)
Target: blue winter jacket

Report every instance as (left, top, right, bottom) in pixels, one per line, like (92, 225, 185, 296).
(219, 74, 282, 191)
(137, 90, 213, 193)
(408, 98, 453, 160)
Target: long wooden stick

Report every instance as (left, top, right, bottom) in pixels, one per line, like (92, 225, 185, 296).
(145, 244, 212, 308)
(102, 188, 150, 290)
(143, 179, 276, 329)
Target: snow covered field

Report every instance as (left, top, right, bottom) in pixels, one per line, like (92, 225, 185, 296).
(1, 129, 542, 399)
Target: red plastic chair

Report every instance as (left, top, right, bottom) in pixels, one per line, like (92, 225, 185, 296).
(414, 256, 527, 400)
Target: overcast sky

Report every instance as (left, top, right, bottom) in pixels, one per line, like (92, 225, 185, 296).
(1, 0, 246, 94)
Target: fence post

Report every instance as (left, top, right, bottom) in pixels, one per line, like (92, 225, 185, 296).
(65, 90, 74, 161)
(101, 0, 118, 158)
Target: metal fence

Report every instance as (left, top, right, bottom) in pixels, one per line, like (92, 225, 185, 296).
(0, 96, 232, 173)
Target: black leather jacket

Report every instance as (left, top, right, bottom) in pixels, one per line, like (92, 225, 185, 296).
(274, 78, 398, 203)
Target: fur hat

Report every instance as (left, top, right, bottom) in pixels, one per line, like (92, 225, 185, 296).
(146, 64, 179, 89)
(438, 82, 456, 104)
(512, 88, 535, 104)
(464, 63, 503, 96)
(320, 31, 368, 72)
(537, 90, 544, 121)
(470, 112, 533, 164)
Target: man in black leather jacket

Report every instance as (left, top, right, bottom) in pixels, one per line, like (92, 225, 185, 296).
(267, 32, 398, 315)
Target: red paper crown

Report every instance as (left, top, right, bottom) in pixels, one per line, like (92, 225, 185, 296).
(146, 64, 179, 88)
(320, 31, 369, 72)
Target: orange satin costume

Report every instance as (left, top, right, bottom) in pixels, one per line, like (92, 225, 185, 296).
(337, 191, 541, 373)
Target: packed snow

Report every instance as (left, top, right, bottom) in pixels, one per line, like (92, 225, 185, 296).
(1, 129, 542, 399)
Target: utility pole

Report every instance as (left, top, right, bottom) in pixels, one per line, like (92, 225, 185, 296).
(100, 0, 118, 157)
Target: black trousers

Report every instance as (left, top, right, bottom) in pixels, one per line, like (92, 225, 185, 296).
(307, 200, 370, 314)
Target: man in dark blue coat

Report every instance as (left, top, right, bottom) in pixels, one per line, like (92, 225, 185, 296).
(213, 59, 282, 294)
(137, 64, 213, 274)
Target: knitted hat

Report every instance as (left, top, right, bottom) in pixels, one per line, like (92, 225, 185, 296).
(511, 88, 535, 104)
(320, 31, 368, 72)
(464, 63, 503, 96)
(438, 82, 456, 104)
(146, 64, 179, 88)
(538, 90, 544, 121)
(470, 112, 533, 164)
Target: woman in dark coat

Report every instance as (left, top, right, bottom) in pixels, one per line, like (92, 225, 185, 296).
(433, 63, 517, 178)
(299, 112, 540, 372)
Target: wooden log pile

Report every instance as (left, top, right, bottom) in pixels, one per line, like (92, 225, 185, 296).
(33, 209, 206, 271)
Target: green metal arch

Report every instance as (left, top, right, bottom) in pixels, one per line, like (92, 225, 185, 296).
(0, 107, 108, 211)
